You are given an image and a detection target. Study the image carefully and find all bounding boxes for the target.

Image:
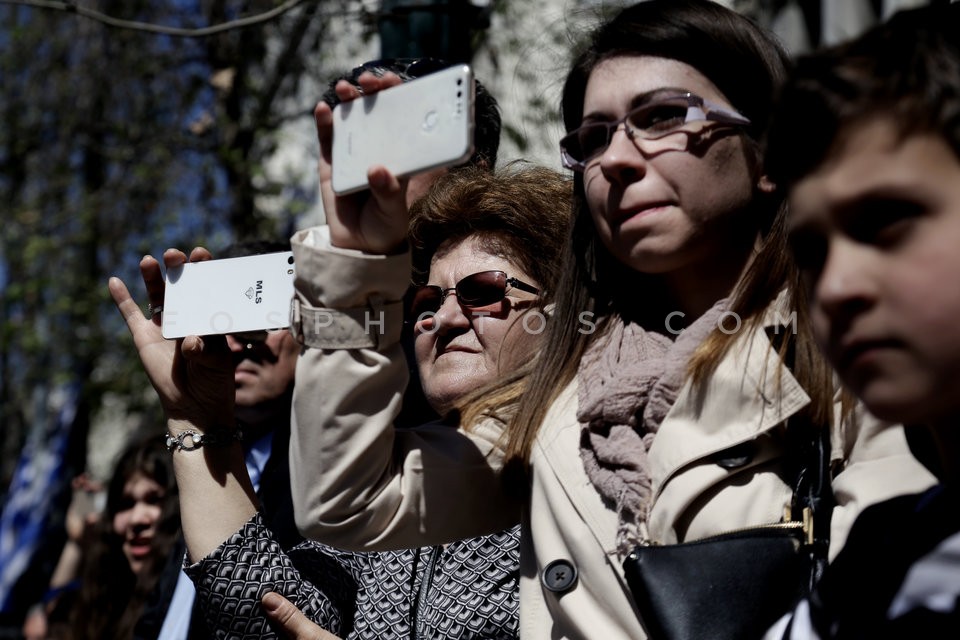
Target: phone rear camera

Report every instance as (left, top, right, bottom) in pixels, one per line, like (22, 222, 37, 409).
(423, 110, 439, 131)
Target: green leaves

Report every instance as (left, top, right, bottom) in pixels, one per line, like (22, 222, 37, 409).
(0, 0, 331, 482)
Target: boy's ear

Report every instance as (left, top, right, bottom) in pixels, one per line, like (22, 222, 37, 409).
(757, 175, 776, 193)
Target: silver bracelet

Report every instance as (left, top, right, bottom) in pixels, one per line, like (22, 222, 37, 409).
(165, 428, 242, 452)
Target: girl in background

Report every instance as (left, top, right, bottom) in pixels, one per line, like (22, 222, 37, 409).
(53, 435, 179, 640)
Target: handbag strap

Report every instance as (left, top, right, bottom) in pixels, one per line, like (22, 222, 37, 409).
(785, 409, 835, 534)
(784, 407, 835, 588)
(770, 328, 835, 551)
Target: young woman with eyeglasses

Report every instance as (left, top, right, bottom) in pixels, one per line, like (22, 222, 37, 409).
(278, 1, 939, 638)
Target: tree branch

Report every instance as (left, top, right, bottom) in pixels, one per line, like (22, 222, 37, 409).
(0, 0, 356, 38)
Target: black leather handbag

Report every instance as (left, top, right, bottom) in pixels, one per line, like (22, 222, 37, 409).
(622, 417, 834, 640)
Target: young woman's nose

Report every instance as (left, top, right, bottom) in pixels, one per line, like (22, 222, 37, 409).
(599, 125, 649, 185)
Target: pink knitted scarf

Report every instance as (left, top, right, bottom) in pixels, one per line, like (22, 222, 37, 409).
(577, 299, 728, 554)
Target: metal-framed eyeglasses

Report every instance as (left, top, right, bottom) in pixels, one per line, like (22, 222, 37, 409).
(559, 92, 752, 172)
(409, 270, 539, 321)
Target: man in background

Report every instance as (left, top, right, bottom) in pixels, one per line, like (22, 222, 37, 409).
(137, 239, 301, 640)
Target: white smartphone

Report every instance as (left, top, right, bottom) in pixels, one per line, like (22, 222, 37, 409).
(331, 64, 475, 195)
(161, 252, 295, 339)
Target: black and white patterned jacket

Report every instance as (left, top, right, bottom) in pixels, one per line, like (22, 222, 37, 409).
(185, 512, 519, 639)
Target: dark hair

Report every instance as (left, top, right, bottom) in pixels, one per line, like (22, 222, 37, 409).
(220, 238, 290, 258)
(507, 0, 841, 473)
(561, 0, 787, 140)
(67, 435, 180, 640)
(322, 58, 502, 170)
(766, 3, 960, 190)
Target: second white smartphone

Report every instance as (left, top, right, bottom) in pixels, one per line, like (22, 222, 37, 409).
(331, 64, 475, 195)
(161, 252, 295, 339)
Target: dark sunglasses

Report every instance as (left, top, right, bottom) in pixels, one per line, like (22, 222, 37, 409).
(231, 330, 270, 345)
(409, 270, 539, 320)
(229, 330, 281, 364)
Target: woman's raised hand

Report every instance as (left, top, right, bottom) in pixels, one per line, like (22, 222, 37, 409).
(108, 247, 235, 433)
(315, 72, 410, 255)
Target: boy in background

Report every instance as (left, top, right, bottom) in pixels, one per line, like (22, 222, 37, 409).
(764, 4, 960, 637)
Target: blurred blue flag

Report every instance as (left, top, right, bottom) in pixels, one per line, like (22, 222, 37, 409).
(0, 382, 80, 613)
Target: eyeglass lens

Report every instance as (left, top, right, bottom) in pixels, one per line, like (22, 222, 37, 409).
(231, 330, 270, 344)
(228, 330, 277, 364)
(409, 270, 512, 318)
(561, 93, 749, 169)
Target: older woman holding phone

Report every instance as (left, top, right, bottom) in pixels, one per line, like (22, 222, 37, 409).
(107, 161, 571, 638)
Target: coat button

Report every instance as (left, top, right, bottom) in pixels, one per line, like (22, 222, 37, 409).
(542, 559, 577, 593)
(712, 440, 756, 469)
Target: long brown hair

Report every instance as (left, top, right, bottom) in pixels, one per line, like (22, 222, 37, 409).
(507, 0, 839, 478)
(64, 434, 180, 640)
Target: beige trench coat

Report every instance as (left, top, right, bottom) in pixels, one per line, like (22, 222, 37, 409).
(288, 225, 936, 640)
